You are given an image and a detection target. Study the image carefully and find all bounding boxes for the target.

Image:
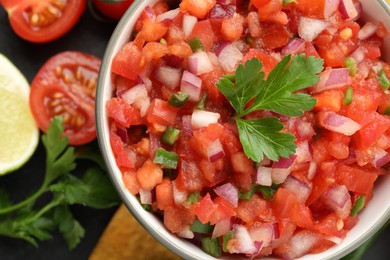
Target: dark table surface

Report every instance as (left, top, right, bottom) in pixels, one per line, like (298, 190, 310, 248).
(1, 2, 390, 260)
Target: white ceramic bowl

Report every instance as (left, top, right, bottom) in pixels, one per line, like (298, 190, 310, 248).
(96, 1, 390, 259)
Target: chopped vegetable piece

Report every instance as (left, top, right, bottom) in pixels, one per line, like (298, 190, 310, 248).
(196, 93, 208, 110)
(351, 196, 366, 216)
(142, 204, 152, 212)
(222, 231, 234, 253)
(201, 237, 222, 257)
(153, 148, 179, 169)
(187, 192, 201, 205)
(188, 37, 205, 52)
(239, 184, 257, 200)
(257, 184, 279, 200)
(344, 57, 358, 76)
(161, 126, 181, 145)
(168, 92, 190, 107)
(343, 87, 354, 105)
(379, 70, 390, 90)
(191, 218, 213, 234)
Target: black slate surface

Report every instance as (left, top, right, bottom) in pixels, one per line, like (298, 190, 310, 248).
(1, 2, 390, 260)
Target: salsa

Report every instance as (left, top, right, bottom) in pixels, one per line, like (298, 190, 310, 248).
(106, 0, 390, 258)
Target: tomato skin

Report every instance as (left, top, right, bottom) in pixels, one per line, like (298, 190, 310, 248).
(93, 0, 134, 21)
(3, 0, 85, 43)
(106, 97, 142, 128)
(30, 51, 100, 145)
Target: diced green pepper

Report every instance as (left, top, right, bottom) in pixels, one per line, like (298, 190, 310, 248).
(257, 185, 279, 200)
(186, 192, 201, 205)
(168, 92, 190, 107)
(141, 204, 152, 212)
(196, 93, 208, 110)
(283, 0, 297, 4)
(351, 195, 366, 216)
(153, 147, 178, 169)
(191, 218, 213, 234)
(188, 37, 204, 52)
(379, 70, 390, 90)
(342, 86, 354, 105)
(223, 73, 236, 82)
(344, 57, 358, 76)
(161, 126, 181, 145)
(239, 184, 257, 200)
(201, 237, 222, 257)
(222, 231, 234, 253)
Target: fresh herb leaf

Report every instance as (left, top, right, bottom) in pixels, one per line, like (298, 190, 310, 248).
(237, 117, 297, 162)
(216, 55, 323, 162)
(50, 168, 120, 209)
(54, 205, 85, 250)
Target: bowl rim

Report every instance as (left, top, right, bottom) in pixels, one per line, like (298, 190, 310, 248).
(96, 1, 390, 259)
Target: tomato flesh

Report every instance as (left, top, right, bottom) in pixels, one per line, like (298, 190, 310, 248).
(93, 0, 134, 21)
(3, 0, 85, 43)
(30, 51, 100, 145)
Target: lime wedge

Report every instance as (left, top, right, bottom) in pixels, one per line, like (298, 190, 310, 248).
(0, 54, 39, 175)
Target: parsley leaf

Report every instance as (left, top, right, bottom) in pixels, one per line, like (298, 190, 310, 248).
(54, 205, 85, 250)
(217, 54, 323, 162)
(236, 118, 296, 162)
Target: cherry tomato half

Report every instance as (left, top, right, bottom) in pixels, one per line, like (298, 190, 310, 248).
(30, 51, 101, 145)
(2, 0, 85, 43)
(93, 0, 134, 21)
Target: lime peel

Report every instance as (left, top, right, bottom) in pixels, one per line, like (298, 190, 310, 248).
(0, 53, 39, 175)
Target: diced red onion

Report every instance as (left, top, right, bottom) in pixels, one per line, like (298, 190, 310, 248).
(310, 68, 350, 94)
(307, 161, 318, 180)
(282, 230, 322, 259)
(207, 52, 220, 67)
(258, 157, 271, 166)
(283, 175, 312, 203)
(342, 150, 357, 165)
(325, 235, 344, 245)
(295, 118, 315, 141)
(298, 17, 329, 42)
(214, 183, 239, 207)
(324, 0, 340, 18)
(371, 148, 390, 168)
(182, 14, 197, 37)
(249, 223, 274, 247)
(138, 75, 152, 92)
(217, 43, 244, 73)
(215, 41, 231, 57)
(156, 8, 180, 23)
(139, 188, 152, 205)
(358, 22, 378, 40)
(281, 38, 306, 56)
(339, 0, 359, 20)
(180, 70, 203, 102)
(115, 124, 128, 143)
(188, 51, 214, 75)
(230, 225, 259, 255)
(155, 66, 182, 89)
(149, 133, 160, 158)
(182, 115, 193, 135)
(349, 47, 365, 64)
(271, 155, 296, 184)
(172, 180, 188, 205)
(191, 110, 221, 129)
(177, 225, 195, 239)
(144, 5, 155, 19)
(324, 185, 351, 218)
(319, 111, 361, 136)
(295, 141, 312, 164)
(207, 139, 226, 162)
(273, 155, 296, 169)
(256, 166, 272, 187)
(358, 61, 370, 78)
(271, 223, 280, 240)
(353, 1, 362, 20)
(121, 84, 150, 117)
(212, 217, 233, 238)
(208, 2, 236, 19)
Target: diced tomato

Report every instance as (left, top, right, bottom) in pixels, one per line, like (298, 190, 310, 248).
(236, 194, 274, 223)
(231, 151, 255, 191)
(110, 130, 133, 168)
(306, 161, 336, 206)
(136, 18, 169, 42)
(327, 131, 351, 160)
(221, 15, 244, 41)
(168, 41, 193, 57)
(290, 203, 314, 228)
(136, 159, 163, 190)
(355, 112, 390, 149)
(311, 134, 331, 163)
(198, 159, 228, 186)
(180, 0, 216, 19)
(106, 97, 142, 128)
(153, 1, 169, 14)
(242, 49, 279, 76)
(221, 123, 242, 155)
(156, 178, 174, 210)
(193, 193, 216, 224)
(314, 213, 347, 238)
(190, 123, 225, 158)
(189, 20, 216, 51)
(142, 42, 169, 61)
(199, 67, 225, 102)
(313, 89, 343, 112)
(295, 0, 325, 18)
(260, 23, 291, 50)
(335, 164, 378, 195)
(209, 196, 236, 224)
(304, 41, 321, 58)
(176, 160, 207, 192)
(111, 42, 144, 80)
(167, 23, 185, 44)
(164, 206, 196, 233)
(147, 99, 178, 126)
(252, 0, 287, 24)
(122, 169, 140, 195)
(271, 219, 296, 249)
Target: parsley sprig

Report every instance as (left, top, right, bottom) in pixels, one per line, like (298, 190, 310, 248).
(217, 54, 323, 162)
(0, 117, 120, 248)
